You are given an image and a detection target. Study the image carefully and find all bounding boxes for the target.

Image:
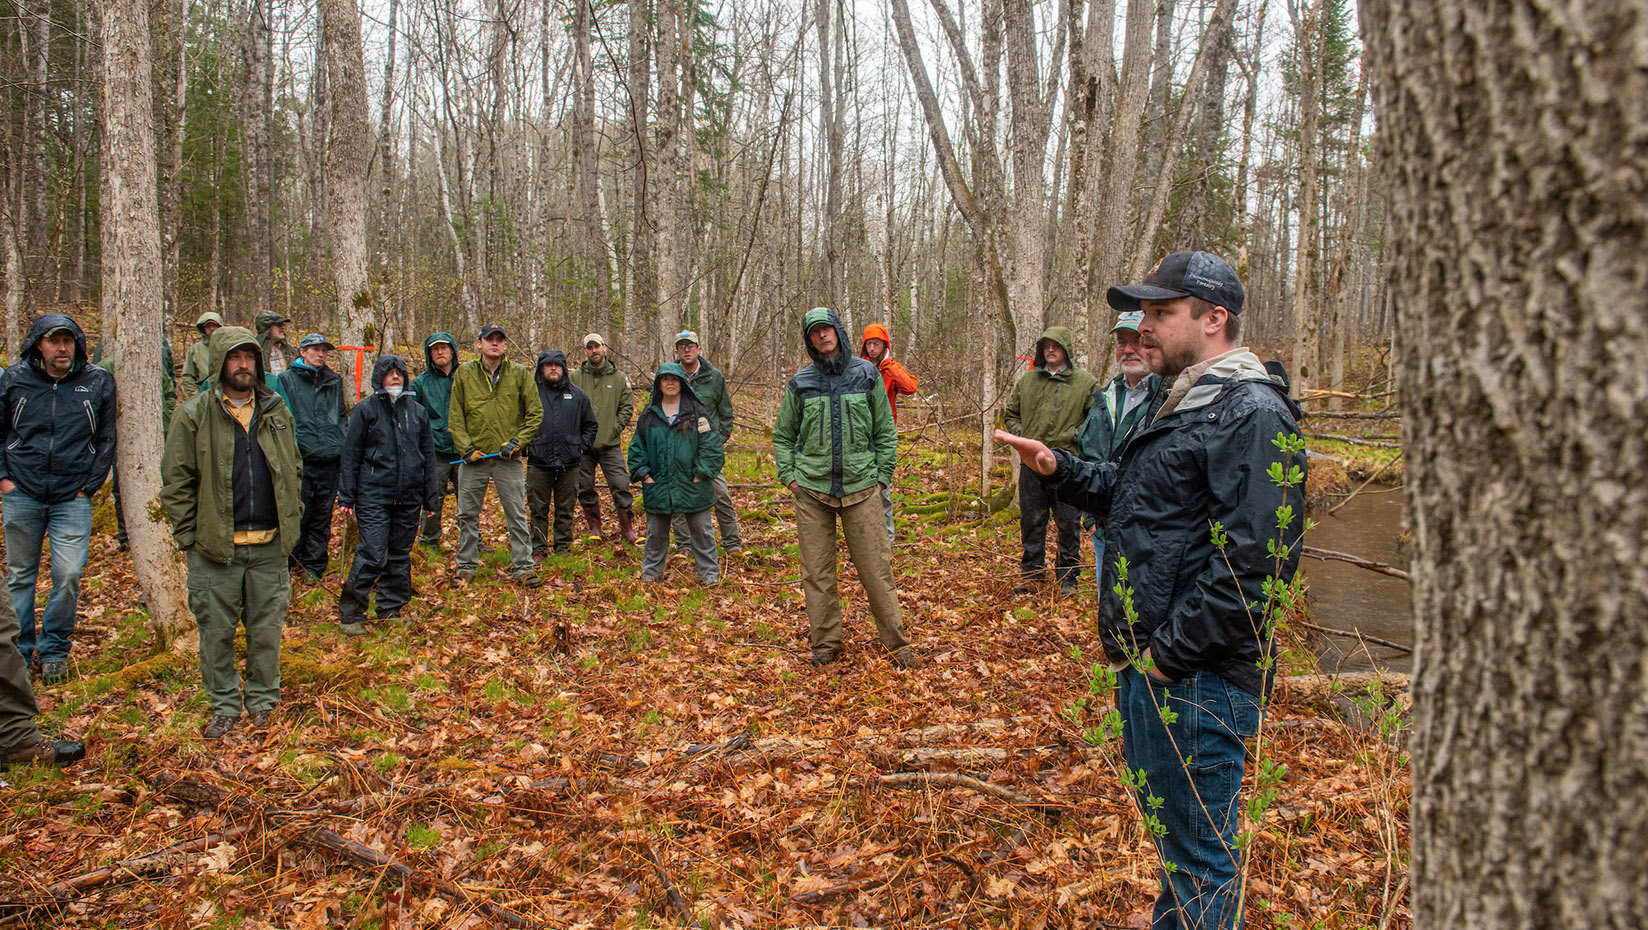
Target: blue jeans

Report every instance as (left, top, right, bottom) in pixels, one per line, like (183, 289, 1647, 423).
(3, 491, 93, 664)
(1118, 666, 1261, 930)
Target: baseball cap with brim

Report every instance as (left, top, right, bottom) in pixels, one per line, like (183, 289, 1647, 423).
(1111, 311, 1144, 333)
(298, 332, 334, 351)
(583, 333, 606, 347)
(478, 323, 507, 340)
(1108, 251, 1245, 315)
(43, 325, 76, 340)
(675, 329, 699, 346)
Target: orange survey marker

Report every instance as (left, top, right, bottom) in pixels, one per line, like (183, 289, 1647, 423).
(337, 345, 372, 400)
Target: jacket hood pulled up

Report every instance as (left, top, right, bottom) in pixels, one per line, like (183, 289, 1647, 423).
(536, 349, 571, 390)
(371, 354, 411, 393)
(1033, 325, 1077, 370)
(801, 307, 853, 375)
(22, 313, 90, 373)
(208, 325, 270, 394)
(195, 310, 225, 334)
(647, 361, 707, 409)
(859, 322, 892, 358)
(423, 332, 456, 374)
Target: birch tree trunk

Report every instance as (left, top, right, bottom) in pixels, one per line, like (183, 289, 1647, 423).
(1363, 1, 1648, 926)
(320, 0, 372, 384)
(26, 0, 51, 306)
(100, 0, 194, 648)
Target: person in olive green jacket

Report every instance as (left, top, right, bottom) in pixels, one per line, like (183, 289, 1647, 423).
(447, 323, 543, 586)
(160, 326, 303, 740)
(179, 310, 223, 400)
(669, 330, 741, 554)
(1003, 325, 1097, 595)
(772, 307, 917, 669)
(629, 362, 724, 584)
(569, 333, 637, 542)
(411, 332, 459, 549)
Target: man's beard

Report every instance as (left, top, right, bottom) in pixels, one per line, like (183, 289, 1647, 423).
(224, 369, 256, 392)
(817, 350, 847, 376)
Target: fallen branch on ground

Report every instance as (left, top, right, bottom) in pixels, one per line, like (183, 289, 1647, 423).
(877, 771, 1051, 808)
(1303, 546, 1409, 580)
(1297, 619, 1412, 654)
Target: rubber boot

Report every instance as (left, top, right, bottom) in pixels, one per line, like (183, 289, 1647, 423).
(617, 508, 641, 545)
(583, 504, 603, 540)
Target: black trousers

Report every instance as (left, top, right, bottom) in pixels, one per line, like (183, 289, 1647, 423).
(339, 498, 421, 621)
(527, 464, 580, 553)
(1019, 463, 1082, 585)
(294, 457, 341, 576)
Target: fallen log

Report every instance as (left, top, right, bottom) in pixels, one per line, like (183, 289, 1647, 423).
(1296, 619, 1412, 654)
(877, 771, 1053, 808)
(1303, 545, 1410, 580)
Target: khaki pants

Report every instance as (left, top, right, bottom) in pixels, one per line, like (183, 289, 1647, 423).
(793, 486, 909, 656)
(0, 583, 41, 752)
(186, 540, 289, 717)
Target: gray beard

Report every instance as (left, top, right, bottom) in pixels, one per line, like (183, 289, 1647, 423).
(817, 351, 847, 376)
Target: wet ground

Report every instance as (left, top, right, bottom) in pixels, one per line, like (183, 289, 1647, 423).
(1303, 484, 1413, 673)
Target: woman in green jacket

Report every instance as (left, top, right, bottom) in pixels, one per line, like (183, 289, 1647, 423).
(628, 362, 724, 584)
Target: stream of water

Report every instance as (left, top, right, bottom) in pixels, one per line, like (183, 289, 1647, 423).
(1301, 484, 1413, 674)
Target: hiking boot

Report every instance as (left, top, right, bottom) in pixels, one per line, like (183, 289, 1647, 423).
(456, 570, 476, 583)
(340, 620, 367, 637)
(4, 737, 85, 767)
(246, 709, 273, 729)
(375, 609, 401, 621)
(1060, 581, 1079, 597)
(583, 505, 603, 540)
(726, 548, 744, 558)
(616, 509, 640, 545)
(514, 571, 542, 589)
(41, 660, 69, 685)
(810, 650, 838, 667)
(202, 714, 238, 739)
(891, 647, 924, 670)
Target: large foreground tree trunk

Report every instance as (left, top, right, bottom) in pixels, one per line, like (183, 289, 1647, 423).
(101, 0, 194, 649)
(1363, 2, 1648, 927)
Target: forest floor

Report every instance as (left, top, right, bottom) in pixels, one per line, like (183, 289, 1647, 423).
(0, 421, 1411, 929)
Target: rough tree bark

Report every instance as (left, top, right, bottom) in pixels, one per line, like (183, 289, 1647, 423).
(100, 0, 194, 647)
(571, 0, 611, 324)
(319, 0, 372, 381)
(239, 0, 273, 317)
(1084, 0, 1152, 359)
(1363, 1, 1648, 926)
(1289, 0, 1323, 394)
(622, 0, 657, 363)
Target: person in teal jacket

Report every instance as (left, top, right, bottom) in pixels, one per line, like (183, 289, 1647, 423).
(410, 332, 459, 550)
(1073, 311, 1160, 587)
(772, 308, 917, 669)
(628, 362, 723, 585)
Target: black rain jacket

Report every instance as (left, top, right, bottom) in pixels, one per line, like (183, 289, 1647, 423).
(1045, 349, 1307, 697)
(338, 355, 438, 511)
(0, 314, 117, 504)
(526, 350, 598, 469)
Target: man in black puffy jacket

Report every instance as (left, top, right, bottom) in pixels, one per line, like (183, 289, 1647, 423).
(999, 251, 1306, 930)
(336, 355, 438, 636)
(525, 350, 597, 557)
(0, 314, 115, 684)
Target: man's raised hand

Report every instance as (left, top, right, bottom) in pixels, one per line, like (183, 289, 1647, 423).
(994, 429, 1057, 476)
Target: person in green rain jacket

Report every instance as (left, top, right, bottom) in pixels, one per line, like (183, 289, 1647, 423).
(629, 362, 723, 585)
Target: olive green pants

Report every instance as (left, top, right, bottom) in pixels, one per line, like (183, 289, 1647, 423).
(793, 486, 909, 657)
(186, 540, 290, 717)
(0, 586, 41, 752)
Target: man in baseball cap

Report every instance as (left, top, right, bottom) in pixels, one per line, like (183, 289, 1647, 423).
(569, 333, 637, 543)
(277, 332, 348, 583)
(998, 249, 1302, 930)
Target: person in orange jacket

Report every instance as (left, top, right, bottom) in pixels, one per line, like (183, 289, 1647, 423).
(860, 324, 919, 542)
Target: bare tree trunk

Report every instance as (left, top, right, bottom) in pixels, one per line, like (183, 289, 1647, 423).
(623, 0, 657, 363)
(373, 0, 399, 312)
(1003, 0, 1049, 346)
(816, 0, 843, 307)
(1085, 0, 1152, 357)
(240, 0, 273, 318)
(1173, 0, 1232, 251)
(653, 0, 685, 358)
(26, 0, 52, 309)
(1364, 1, 1648, 927)
(100, 0, 194, 648)
(1140, 0, 1173, 207)
(158, 0, 190, 321)
(1289, 0, 1322, 394)
(319, 0, 372, 388)
(572, 0, 611, 324)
